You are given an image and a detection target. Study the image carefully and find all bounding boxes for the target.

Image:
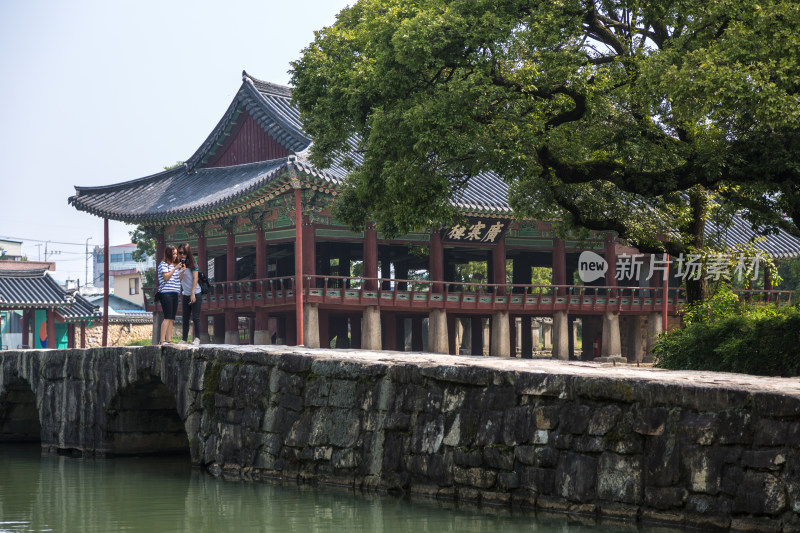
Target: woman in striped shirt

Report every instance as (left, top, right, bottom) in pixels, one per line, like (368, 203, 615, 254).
(158, 245, 185, 345)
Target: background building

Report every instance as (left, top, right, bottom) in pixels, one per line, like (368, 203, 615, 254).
(93, 243, 154, 307)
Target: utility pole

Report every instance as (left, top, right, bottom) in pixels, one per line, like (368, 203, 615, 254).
(35, 243, 42, 261)
(85, 237, 93, 289)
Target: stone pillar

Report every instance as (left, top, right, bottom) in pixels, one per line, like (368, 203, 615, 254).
(483, 319, 491, 355)
(364, 225, 378, 291)
(542, 320, 552, 350)
(581, 315, 602, 361)
(627, 315, 644, 363)
(520, 316, 533, 359)
(572, 318, 580, 357)
(568, 317, 576, 359)
(470, 317, 483, 355)
(304, 303, 320, 348)
(552, 311, 569, 360)
(447, 313, 458, 355)
(254, 308, 270, 345)
(531, 320, 540, 352)
(151, 312, 162, 346)
(490, 311, 511, 356)
(411, 317, 424, 352)
(200, 315, 211, 344)
(645, 312, 663, 363)
(224, 311, 239, 345)
(428, 308, 448, 354)
(600, 311, 623, 360)
(361, 306, 381, 350)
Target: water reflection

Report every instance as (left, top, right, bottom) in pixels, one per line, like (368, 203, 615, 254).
(0, 444, 683, 533)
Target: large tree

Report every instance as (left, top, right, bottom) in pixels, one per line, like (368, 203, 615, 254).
(291, 0, 799, 301)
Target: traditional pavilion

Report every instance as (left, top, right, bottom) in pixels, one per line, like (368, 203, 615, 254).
(68, 72, 796, 360)
(0, 269, 100, 349)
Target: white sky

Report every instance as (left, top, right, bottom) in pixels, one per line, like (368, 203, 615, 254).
(0, 0, 352, 282)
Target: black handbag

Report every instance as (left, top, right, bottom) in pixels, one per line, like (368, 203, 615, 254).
(154, 290, 162, 304)
(198, 271, 212, 295)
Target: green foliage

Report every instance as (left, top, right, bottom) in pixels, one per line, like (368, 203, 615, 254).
(681, 285, 743, 326)
(777, 257, 800, 292)
(653, 293, 800, 376)
(129, 225, 157, 264)
(292, 0, 800, 303)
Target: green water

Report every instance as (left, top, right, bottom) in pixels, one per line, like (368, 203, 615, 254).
(0, 444, 679, 532)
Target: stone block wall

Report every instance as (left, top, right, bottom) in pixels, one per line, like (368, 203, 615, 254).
(85, 322, 152, 347)
(188, 348, 800, 532)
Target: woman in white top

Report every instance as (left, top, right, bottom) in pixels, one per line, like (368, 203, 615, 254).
(177, 242, 202, 345)
(158, 245, 184, 345)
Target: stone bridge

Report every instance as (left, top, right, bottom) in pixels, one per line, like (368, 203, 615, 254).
(2, 346, 800, 531)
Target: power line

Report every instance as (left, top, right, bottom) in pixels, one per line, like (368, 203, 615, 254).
(0, 235, 92, 246)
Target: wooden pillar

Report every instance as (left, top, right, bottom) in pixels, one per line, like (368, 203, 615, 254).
(430, 230, 444, 293)
(364, 224, 378, 291)
(67, 323, 74, 349)
(255, 222, 267, 279)
(46, 308, 56, 349)
(224, 311, 239, 345)
(80, 323, 86, 348)
(102, 217, 109, 347)
(197, 231, 207, 275)
(380, 248, 392, 290)
(254, 308, 270, 345)
(226, 224, 236, 282)
(302, 221, 315, 283)
(552, 237, 566, 294)
(765, 268, 773, 291)
(605, 235, 617, 289)
(492, 235, 507, 295)
(294, 188, 304, 346)
(156, 230, 166, 271)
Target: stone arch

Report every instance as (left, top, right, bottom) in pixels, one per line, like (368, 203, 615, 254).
(105, 374, 189, 455)
(0, 376, 42, 442)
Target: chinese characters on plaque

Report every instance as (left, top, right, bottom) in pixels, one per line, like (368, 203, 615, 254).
(443, 218, 508, 244)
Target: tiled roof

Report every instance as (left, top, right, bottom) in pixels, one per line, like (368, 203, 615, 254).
(70, 159, 289, 223)
(706, 215, 800, 260)
(0, 270, 100, 322)
(69, 72, 512, 223)
(59, 293, 102, 323)
(0, 269, 70, 308)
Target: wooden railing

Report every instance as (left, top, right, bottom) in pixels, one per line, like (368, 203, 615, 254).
(144, 276, 792, 315)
